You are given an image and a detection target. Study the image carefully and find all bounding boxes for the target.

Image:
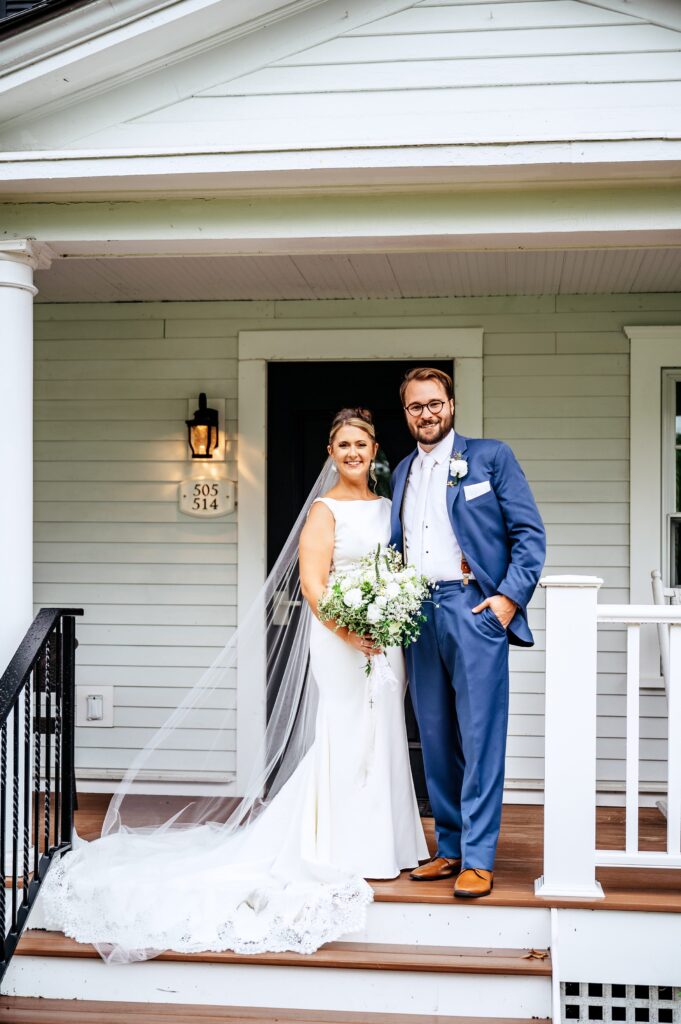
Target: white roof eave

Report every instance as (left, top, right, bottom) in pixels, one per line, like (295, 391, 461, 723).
(0, 138, 680, 197)
(0, 0, 325, 122)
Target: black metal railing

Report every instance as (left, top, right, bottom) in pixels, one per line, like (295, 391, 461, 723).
(0, 608, 82, 984)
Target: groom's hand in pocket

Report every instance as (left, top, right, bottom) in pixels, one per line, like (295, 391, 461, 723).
(472, 594, 517, 629)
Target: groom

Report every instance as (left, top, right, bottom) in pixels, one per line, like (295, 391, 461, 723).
(390, 367, 545, 898)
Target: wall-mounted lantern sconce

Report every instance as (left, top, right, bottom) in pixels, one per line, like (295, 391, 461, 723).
(185, 393, 219, 459)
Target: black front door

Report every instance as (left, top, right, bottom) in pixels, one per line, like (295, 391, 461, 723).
(267, 359, 453, 813)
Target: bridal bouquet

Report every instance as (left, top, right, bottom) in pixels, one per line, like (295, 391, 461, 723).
(318, 544, 431, 675)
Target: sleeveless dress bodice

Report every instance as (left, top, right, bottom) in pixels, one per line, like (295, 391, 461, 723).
(313, 495, 391, 571)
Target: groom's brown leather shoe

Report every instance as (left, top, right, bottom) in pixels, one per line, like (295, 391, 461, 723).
(409, 856, 461, 881)
(453, 868, 494, 898)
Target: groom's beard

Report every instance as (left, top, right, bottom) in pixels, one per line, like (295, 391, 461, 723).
(412, 416, 452, 446)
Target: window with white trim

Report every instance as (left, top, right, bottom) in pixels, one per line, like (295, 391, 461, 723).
(663, 371, 681, 588)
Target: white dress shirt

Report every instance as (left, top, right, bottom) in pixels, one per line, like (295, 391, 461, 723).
(402, 429, 467, 582)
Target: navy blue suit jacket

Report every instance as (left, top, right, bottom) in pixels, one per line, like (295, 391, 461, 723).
(389, 432, 546, 647)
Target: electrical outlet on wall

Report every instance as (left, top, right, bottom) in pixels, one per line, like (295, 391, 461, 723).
(76, 686, 114, 728)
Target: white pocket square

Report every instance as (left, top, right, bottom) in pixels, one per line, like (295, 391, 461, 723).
(464, 480, 492, 501)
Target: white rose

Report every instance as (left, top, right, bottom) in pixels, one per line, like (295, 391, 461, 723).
(385, 581, 400, 599)
(366, 603, 382, 624)
(343, 588, 364, 608)
(450, 458, 468, 479)
(375, 595, 389, 609)
(404, 581, 416, 596)
(340, 577, 355, 593)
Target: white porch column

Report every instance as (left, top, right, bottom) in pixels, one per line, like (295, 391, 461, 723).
(535, 575, 605, 899)
(0, 241, 48, 673)
(0, 241, 50, 876)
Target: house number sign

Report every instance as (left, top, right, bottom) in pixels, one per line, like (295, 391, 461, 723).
(179, 478, 235, 518)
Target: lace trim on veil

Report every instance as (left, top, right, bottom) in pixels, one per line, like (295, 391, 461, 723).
(42, 846, 373, 960)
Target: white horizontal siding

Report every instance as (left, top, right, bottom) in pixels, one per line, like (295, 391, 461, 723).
(73, 666, 236, 687)
(104, 81, 681, 151)
(8, 0, 681, 152)
(269, 25, 678, 64)
(35, 291, 681, 796)
(217, 53, 681, 94)
(34, 314, 238, 781)
(353, 3, 638, 32)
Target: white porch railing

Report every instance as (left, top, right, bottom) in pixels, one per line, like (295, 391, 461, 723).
(535, 575, 681, 899)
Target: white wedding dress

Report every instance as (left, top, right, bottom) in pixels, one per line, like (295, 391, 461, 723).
(40, 495, 428, 959)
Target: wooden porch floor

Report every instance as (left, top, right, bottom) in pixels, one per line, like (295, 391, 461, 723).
(72, 795, 681, 914)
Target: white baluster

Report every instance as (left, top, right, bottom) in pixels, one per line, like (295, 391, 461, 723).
(667, 623, 681, 856)
(535, 575, 604, 898)
(625, 624, 640, 854)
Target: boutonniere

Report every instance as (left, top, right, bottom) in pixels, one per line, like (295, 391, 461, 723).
(448, 452, 468, 487)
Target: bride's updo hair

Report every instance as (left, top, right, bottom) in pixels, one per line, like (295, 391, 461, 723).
(328, 407, 377, 444)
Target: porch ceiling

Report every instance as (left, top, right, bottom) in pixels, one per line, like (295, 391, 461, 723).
(34, 246, 681, 301)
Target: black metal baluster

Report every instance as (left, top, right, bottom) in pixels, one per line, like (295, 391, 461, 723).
(11, 701, 19, 933)
(53, 625, 63, 854)
(60, 616, 75, 848)
(0, 722, 7, 960)
(43, 636, 52, 857)
(33, 654, 42, 881)
(22, 672, 31, 905)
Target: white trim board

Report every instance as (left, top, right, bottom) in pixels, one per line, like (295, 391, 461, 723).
(3, 143, 681, 198)
(5, 188, 681, 249)
(235, 327, 483, 790)
(625, 325, 681, 688)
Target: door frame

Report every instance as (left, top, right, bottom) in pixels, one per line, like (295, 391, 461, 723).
(235, 327, 483, 790)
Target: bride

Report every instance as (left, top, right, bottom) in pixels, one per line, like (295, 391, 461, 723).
(41, 406, 428, 962)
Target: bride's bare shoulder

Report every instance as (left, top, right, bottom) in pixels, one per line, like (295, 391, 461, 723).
(299, 500, 335, 555)
(304, 497, 336, 524)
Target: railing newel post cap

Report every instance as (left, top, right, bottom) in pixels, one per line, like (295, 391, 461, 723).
(540, 574, 604, 588)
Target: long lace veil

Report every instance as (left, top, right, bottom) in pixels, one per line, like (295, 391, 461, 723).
(87, 456, 340, 961)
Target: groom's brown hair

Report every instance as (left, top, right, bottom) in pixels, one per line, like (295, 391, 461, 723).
(400, 367, 454, 406)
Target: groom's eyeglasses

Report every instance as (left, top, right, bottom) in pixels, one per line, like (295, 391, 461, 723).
(404, 399, 446, 418)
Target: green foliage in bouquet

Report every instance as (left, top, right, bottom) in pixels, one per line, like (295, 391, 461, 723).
(317, 544, 431, 675)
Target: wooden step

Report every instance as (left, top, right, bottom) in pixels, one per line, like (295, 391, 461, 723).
(16, 930, 551, 976)
(0, 997, 552, 1023)
(9, 932, 552, 1017)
